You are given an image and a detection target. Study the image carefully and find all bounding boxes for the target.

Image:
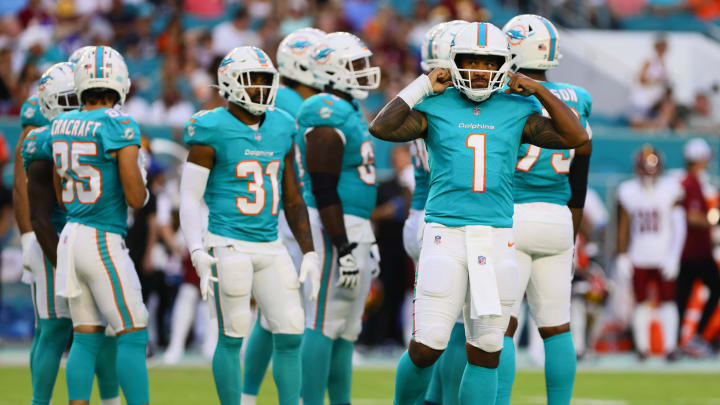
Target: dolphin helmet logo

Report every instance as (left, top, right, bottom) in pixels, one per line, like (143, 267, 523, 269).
(312, 47, 334, 65)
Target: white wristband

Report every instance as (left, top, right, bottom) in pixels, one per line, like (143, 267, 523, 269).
(397, 74, 434, 108)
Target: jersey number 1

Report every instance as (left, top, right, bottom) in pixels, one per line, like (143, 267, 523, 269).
(466, 133, 486, 192)
(236, 160, 281, 215)
(53, 141, 102, 204)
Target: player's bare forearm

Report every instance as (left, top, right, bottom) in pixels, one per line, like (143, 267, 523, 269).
(369, 98, 427, 142)
(282, 151, 314, 253)
(28, 160, 59, 266)
(117, 145, 148, 209)
(52, 170, 65, 211)
(13, 127, 33, 233)
(616, 204, 630, 254)
(317, 203, 350, 247)
(571, 208, 583, 238)
(528, 86, 588, 148)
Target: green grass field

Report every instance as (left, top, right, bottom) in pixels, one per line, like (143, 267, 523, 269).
(2, 367, 720, 405)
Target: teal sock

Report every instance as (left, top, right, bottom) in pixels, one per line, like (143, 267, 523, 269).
(66, 331, 104, 401)
(243, 317, 273, 396)
(459, 364, 497, 405)
(117, 329, 149, 405)
(496, 336, 516, 405)
(272, 333, 302, 405)
(301, 328, 333, 405)
(29, 322, 40, 381)
(544, 332, 576, 405)
(421, 365, 440, 404)
(213, 333, 243, 405)
(31, 318, 72, 405)
(328, 338, 353, 405)
(440, 323, 467, 405)
(393, 350, 434, 405)
(95, 336, 119, 400)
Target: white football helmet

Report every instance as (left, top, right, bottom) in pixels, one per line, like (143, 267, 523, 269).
(502, 14, 561, 71)
(68, 46, 94, 65)
(277, 27, 326, 89)
(38, 62, 80, 120)
(309, 32, 380, 100)
(217, 46, 279, 115)
(422, 20, 469, 71)
(449, 22, 511, 103)
(74, 46, 131, 105)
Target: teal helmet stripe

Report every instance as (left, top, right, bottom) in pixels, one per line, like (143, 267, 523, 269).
(538, 17, 557, 62)
(427, 36, 434, 60)
(95, 46, 103, 78)
(477, 23, 487, 47)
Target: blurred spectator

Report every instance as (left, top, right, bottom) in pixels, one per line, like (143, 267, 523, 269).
(147, 83, 194, 128)
(183, 0, 225, 19)
(684, 92, 720, 133)
(279, 0, 313, 36)
(16, 0, 51, 29)
(630, 35, 672, 126)
(211, 7, 260, 56)
(676, 138, 720, 359)
(343, 0, 378, 32)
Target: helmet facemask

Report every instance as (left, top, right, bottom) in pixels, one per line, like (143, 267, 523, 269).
(450, 52, 510, 102)
(222, 68, 279, 116)
(40, 89, 80, 120)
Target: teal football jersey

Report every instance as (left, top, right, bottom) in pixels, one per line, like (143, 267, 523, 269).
(296, 93, 378, 219)
(415, 88, 541, 228)
(50, 108, 141, 236)
(409, 139, 429, 210)
(184, 106, 296, 242)
(513, 82, 592, 205)
(20, 96, 50, 128)
(275, 86, 305, 117)
(21, 126, 67, 233)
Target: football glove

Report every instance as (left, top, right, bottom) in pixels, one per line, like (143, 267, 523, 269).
(336, 242, 360, 289)
(191, 249, 218, 301)
(299, 251, 321, 301)
(615, 253, 633, 280)
(369, 242, 381, 279)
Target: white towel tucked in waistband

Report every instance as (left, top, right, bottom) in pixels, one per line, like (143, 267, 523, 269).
(56, 222, 82, 298)
(465, 225, 501, 318)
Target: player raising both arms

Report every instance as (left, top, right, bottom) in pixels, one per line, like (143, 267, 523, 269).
(370, 22, 588, 404)
(20, 58, 122, 405)
(496, 15, 593, 405)
(405, 19, 470, 405)
(241, 27, 326, 405)
(616, 147, 685, 360)
(295, 32, 380, 405)
(52, 46, 150, 405)
(180, 46, 320, 405)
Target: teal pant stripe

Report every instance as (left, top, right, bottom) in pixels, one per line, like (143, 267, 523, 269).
(314, 231, 333, 331)
(411, 262, 419, 339)
(43, 255, 56, 319)
(97, 230, 133, 329)
(210, 248, 225, 332)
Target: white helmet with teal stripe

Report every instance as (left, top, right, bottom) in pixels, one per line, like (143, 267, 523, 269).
(74, 45, 131, 106)
(68, 46, 94, 65)
(502, 14, 561, 71)
(449, 22, 511, 103)
(38, 62, 80, 119)
(217, 46, 279, 115)
(277, 27, 326, 89)
(421, 20, 469, 72)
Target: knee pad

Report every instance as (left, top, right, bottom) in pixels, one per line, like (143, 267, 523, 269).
(225, 307, 252, 337)
(416, 325, 452, 351)
(468, 331, 504, 353)
(218, 250, 252, 297)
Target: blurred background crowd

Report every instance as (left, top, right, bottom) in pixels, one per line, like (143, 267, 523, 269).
(0, 0, 719, 364)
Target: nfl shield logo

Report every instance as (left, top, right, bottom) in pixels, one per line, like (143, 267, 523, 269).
(434, 235, 441, 245)
(473, 106, 481, 115)
(254, 132, 262, 141)
(477, 256, 486, 265)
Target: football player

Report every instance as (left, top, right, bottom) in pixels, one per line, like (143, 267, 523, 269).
(241, 27, 325, 404)
(19, 56, 122, 405)
(295, 32, 380, 405)
(179, 46, 320, 405)
(369, 22, 587, 404)
(616, 146, 685, 360)
(406, 20, 469, 405)
(51, 46, 150, 405)
(497, 14, 594, 405)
